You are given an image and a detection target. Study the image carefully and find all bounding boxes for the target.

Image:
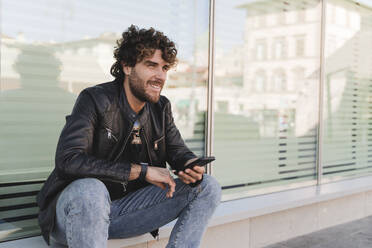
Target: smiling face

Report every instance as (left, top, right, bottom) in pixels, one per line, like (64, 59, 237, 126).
(124, 50, 170, 107)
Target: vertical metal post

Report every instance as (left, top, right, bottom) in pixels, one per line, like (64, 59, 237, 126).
(206, 0, 216, 175)
(317, 0, 327, 185)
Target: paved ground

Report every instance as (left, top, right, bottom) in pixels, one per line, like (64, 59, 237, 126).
(265, 216, 372, 248)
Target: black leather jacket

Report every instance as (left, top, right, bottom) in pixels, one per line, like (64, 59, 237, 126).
(36, 79, 196, 244)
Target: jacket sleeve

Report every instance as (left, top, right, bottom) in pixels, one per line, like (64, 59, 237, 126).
(55, 89, 131, 183)
(164, 101, 197, 171)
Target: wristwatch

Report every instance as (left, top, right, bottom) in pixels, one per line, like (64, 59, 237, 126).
(139, 162, 148, 181)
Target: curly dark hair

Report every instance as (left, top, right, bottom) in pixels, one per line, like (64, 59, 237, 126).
(110, 25, 178, 81)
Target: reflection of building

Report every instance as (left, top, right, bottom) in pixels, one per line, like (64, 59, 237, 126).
(1, 31, 209, 140)
(0, 34, 21, 91)
(1, 32, 117, 94)
(211, 0, 372, 194)
(211, 0, 364, 137)
(215, 44, 244, 86)
(320, 1, 372, 177)
(56, 32, 118, 93)
(237, 0, 322, 137)
(165, 60, 208, 138)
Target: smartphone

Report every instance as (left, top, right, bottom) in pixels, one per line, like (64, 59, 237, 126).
(175, 156, 215, 175)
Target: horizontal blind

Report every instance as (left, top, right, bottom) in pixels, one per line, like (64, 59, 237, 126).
(0, 181, 44, 241)
(184, 112, 205, 156)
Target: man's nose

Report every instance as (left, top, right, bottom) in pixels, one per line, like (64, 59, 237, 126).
(155, 68, 167, 82)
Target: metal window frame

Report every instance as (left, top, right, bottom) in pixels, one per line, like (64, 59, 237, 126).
(317, 0, 327, 185)
(206, 0, 215, 175)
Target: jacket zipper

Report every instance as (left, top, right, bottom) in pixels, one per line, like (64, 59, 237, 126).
(105, 127, 118, 142)
(113, 122, 134, 193)
(114, 123, 134, 162)
(153, 136, 165, 151)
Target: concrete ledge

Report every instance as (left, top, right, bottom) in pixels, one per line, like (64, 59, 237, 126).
(2, 175, 372, 248)
(211, 175, 372, 226)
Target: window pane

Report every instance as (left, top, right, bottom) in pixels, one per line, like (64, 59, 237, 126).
(322, 0, 372, 180)
(214, 0, 321, 200)
(0, 0, 209, 241)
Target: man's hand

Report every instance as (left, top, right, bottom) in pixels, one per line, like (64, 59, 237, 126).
(146, 166, 176, 198)
(177, 166, 205, 185)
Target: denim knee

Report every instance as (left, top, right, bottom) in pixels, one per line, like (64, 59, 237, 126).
(200, 175, 222, 207)
(61, 178, 111, 218)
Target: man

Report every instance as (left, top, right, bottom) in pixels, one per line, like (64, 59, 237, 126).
(36, 25, 221, 248)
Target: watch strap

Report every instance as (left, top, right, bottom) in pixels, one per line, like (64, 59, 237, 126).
(139, 163, 148, 181)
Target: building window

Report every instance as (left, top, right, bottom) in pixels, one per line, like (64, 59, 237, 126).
(273, 38, 287, 59)
(295, 36, 305, 57)
(255, 69, 267, 92)
(255, 39, 267, 60)
(272, 69, 287, 91)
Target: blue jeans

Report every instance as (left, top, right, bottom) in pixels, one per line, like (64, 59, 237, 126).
(50, 175, 221, 248)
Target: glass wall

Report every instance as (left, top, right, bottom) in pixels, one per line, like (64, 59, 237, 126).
(0, 0, 209, 242)
(2, 0, 372, 243)
(322, 0, 372, 180)
(213, 0, 321, 199)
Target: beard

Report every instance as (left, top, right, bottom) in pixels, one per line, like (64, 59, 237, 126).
(128, 68, 163, 104)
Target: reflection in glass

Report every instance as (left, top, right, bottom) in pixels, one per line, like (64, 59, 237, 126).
(295, 36, 306, 57)
(322, 0, 372, 180)
(255, 39, 267, 60)
(255, 69, 267, 92)
(214, 0, 321, 199)
(0, 0, 209, 242)
(273, 38, 286, 59)
(272, 69, 287, 91)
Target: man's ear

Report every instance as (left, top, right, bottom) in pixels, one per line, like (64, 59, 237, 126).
(121, 61, 132, 75)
